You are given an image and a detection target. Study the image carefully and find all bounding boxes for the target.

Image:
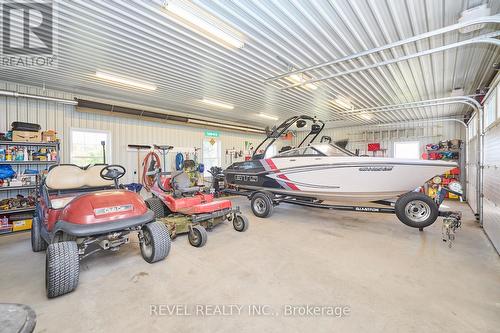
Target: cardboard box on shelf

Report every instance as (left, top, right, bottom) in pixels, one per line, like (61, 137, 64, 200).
(12, 219, 32, 232)
(42, 130, 57, 142)
(12, 130, 41, 142)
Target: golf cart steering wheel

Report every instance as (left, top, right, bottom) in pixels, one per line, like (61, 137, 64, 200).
(100, 165, 126, 185)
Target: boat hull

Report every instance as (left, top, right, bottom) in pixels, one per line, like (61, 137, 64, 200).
(224, 157, 457, 202)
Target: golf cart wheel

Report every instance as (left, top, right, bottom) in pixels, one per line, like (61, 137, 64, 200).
(233, 214, 249, 232)
(395, 192, 439, 229)
(31, 216, 47, 252)
(188, 225, 207, 247)
(145, 197, 166, 219)
(46, 241, 80, 298)
(251, 192, 274, 218)
(140, 222, 171, 263)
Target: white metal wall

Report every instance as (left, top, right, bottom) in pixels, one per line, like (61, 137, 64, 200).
(467, 135, 478, 214)
(0, 81, 261, 187)
(293, 122, 465, 157)
(482, 77, 500, 253)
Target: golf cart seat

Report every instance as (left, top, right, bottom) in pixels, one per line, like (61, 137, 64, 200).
(45, 164, 114, 209)
(171, 171, 201, 197)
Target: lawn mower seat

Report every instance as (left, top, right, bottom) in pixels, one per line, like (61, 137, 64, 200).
(171, 171, 200, 198)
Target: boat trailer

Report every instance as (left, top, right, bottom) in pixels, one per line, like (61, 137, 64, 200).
(225, 186, 462, 247)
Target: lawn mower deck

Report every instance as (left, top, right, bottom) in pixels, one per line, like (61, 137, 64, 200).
(147, 168, 248, 248)
(32, 164, 171, 298)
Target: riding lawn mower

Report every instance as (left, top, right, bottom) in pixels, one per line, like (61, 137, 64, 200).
(145, 145, 248, 247)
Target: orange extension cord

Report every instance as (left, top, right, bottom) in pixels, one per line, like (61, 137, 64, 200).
(141, 150, 161, 191)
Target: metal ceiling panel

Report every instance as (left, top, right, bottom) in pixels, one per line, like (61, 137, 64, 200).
(0, 0, 498, 127)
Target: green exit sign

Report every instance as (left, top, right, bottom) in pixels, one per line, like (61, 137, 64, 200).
(205, 130, 220, 137)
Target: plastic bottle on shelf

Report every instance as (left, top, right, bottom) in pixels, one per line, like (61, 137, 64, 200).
(23, 147, 28, 161)
(51, 149, 57, 161)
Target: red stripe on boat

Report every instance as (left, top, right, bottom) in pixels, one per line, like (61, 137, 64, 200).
(277, 174, 300, 191)
(265, 158, 278, 171)
(266, 159, 299, 190)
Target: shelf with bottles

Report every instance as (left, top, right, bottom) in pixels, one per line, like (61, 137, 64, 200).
(0, 145, 59, 164)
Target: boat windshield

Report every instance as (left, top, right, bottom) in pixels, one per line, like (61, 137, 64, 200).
(276, 143, 354, 157)
(314, 143, 355, 157)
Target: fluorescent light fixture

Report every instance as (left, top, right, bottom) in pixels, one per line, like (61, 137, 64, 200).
(331, 97, 352, 109)
(200, 98, 234, 110)
(95, 71, 157, 91)
(458, 4, 490, 33)
(187, 119, 264, 133)
(161, 0, 245, 49)
(258, 113, 278, 121)
(285, 73, 318, 90)
(358, 113, 373, 120)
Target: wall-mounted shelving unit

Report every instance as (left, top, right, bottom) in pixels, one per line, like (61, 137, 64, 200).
(0, 140, 60, 235)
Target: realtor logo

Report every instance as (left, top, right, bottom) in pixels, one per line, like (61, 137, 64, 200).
(1, 0, 58, 67)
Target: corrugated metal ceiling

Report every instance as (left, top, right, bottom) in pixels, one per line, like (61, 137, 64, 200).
(1, 0, 499, 128)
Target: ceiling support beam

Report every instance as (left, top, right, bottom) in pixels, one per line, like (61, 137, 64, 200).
(267, 15, 500, 82)
(279, 33, 500, 90)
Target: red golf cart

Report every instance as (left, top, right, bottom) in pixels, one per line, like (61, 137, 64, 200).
(31, 164, 171, 298)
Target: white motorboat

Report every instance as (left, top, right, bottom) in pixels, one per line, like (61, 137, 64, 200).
(224, 115, 457, 203)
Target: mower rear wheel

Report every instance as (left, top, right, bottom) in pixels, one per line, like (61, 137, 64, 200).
(31, 216, 47, 252)
(233, 214, 249, 232)
(188, 225, 207, 247)
(140, 222, 171, 263)
(251, 192, 274, 218)
(46, 241, 80, 298)
(145, 197, 166, 219)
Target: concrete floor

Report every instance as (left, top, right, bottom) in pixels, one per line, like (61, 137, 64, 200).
(0, 198, 499, 333)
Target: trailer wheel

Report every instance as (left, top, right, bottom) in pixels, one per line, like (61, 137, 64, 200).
(140, 222, 171, 263)
(145, 197, 167, 219)
(188, 225, 207, 247)
(46, 241, 80, 298)
(31, 216, 47, 252)
(233, 214, 249, 232)
(251, 192, 274, 218)
(395, 192, 438, 229)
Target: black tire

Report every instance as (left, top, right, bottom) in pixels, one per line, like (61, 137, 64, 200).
(140, 222, 171, 263)
(31, 216, 47, 252)
(188, 225, 207, 247)
(395, 192, 439, 229)
(46, 241, 80, 298)
(233, 214, 249, 232)
(145, 197, 166, 219)
(251, 192, 274, 218)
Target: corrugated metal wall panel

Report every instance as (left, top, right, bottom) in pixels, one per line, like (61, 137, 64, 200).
(0, 82, 260, 193)
(467, 136, 478, 214)
(483, 107, 500, 252)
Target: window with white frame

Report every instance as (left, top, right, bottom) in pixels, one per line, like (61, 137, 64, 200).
(70, 128, 111, 166)
(394, 141, 420, 159)
(202, 139, 221, 176)
(485, 90, 497, 128)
